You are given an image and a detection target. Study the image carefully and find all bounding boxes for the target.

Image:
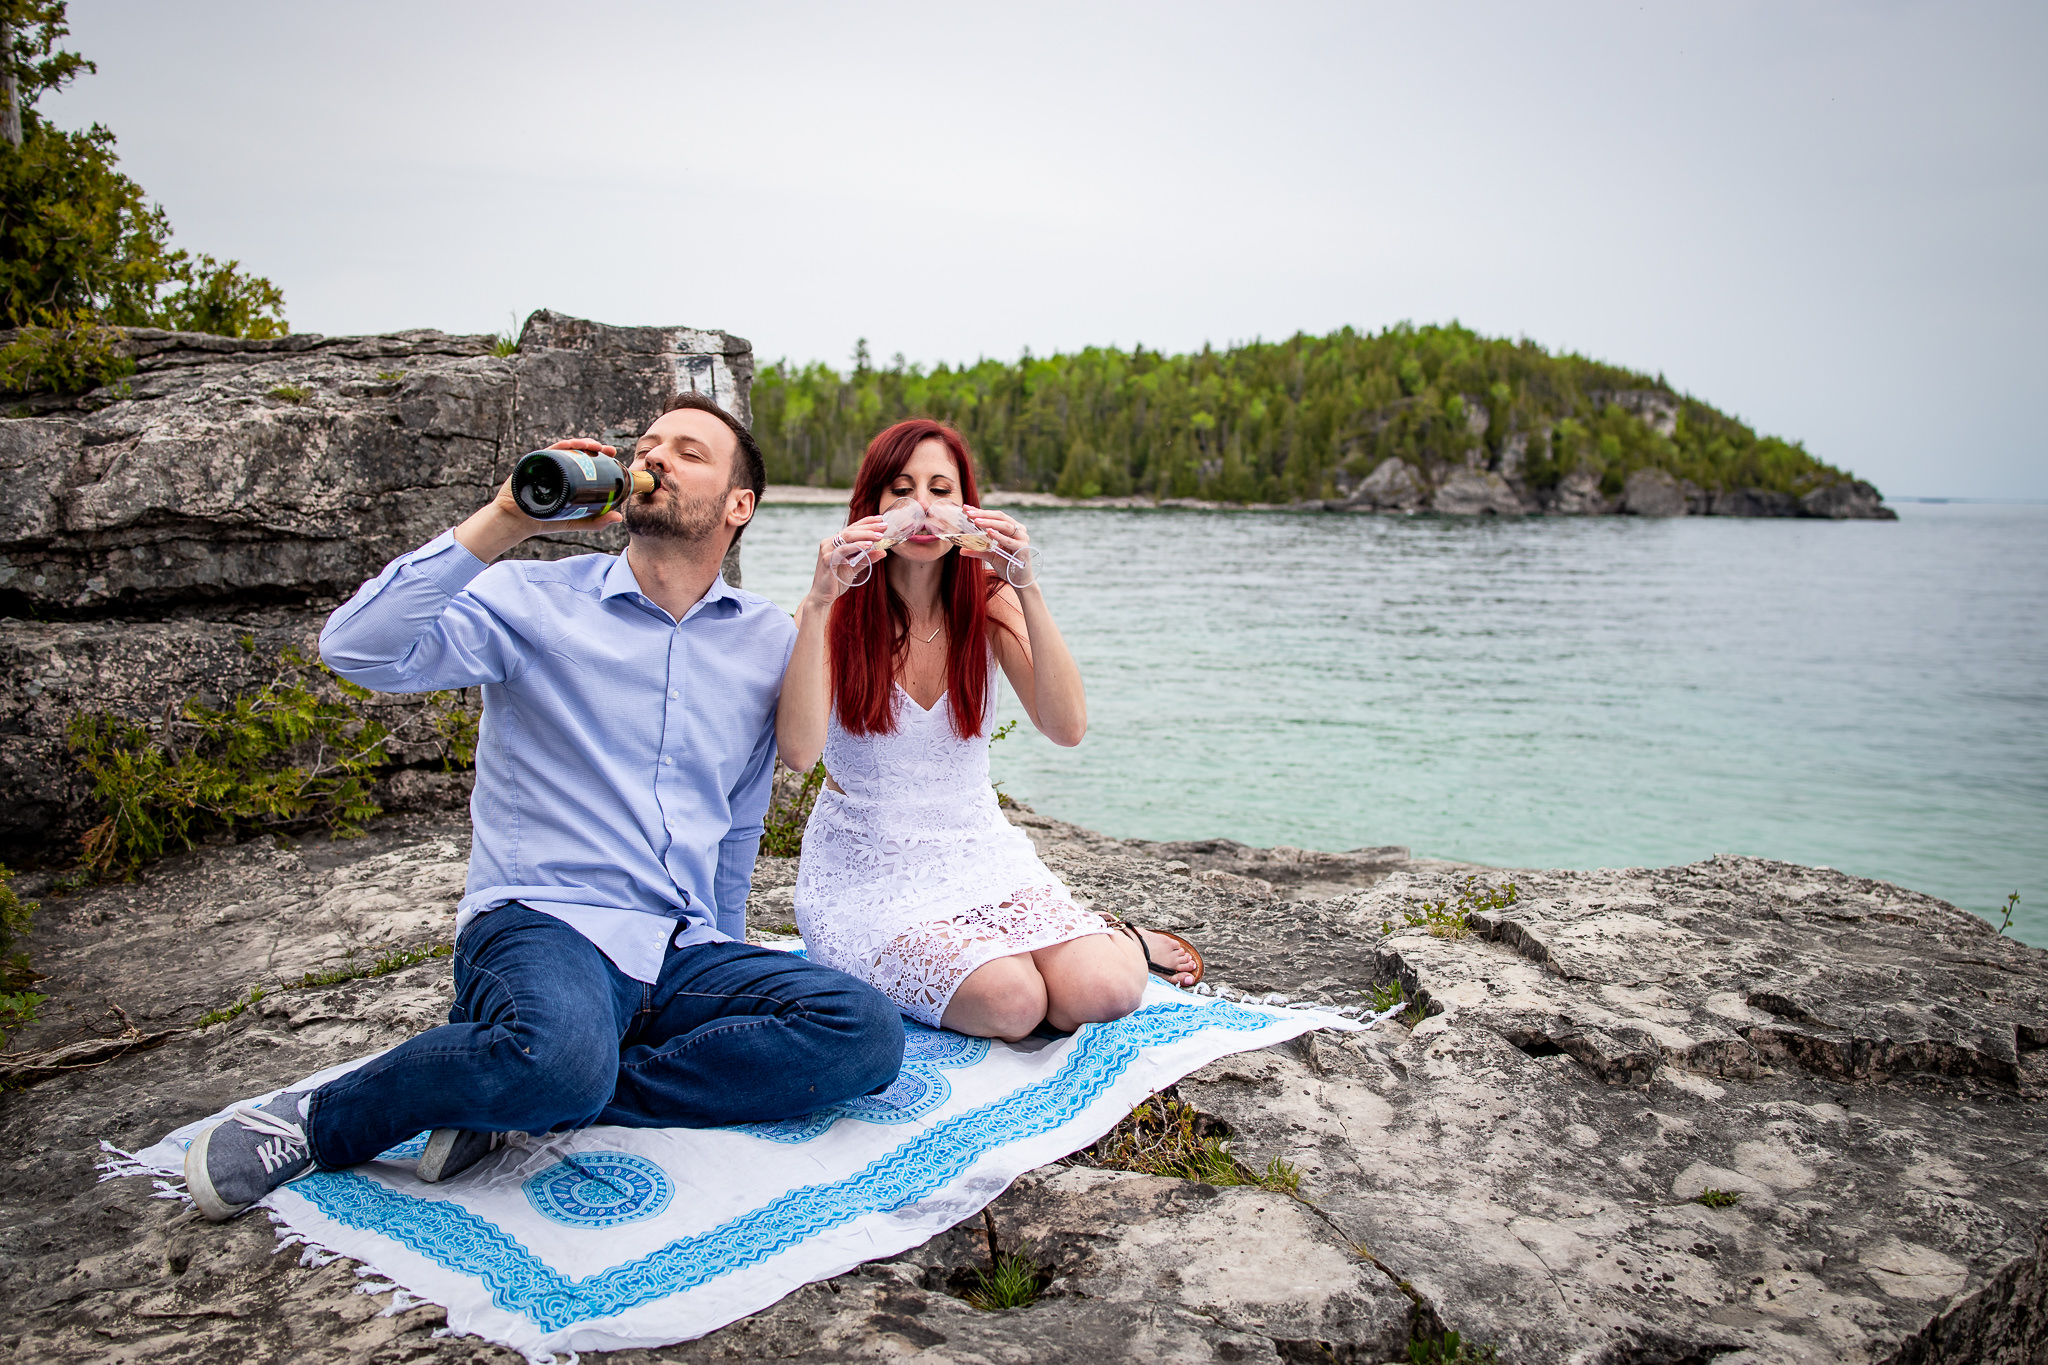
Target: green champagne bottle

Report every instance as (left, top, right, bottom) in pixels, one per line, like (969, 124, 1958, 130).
(511, 449, 656, 521)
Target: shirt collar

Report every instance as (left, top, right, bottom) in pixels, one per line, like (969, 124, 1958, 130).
(600, 547, 741, 620)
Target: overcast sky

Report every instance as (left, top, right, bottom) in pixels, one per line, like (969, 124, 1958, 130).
(45, 1, 2048, 498)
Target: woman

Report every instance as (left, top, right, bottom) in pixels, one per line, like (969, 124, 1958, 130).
(778, 419, 1201, 1043)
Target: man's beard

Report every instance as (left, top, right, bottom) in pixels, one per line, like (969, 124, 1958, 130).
(623, 478, 727, 543)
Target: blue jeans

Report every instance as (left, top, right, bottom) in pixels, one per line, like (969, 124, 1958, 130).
(303, 905, 905, 1170)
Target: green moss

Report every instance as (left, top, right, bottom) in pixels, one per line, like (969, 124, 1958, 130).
(1409, 1329, 1499, 1364)
(290, 942, 452, 990)
(266, 383, 310, 403)
(195, 983, 266, 1029)
(197, 942, 454, 1030)
(1696, 1188, 1743, 1209)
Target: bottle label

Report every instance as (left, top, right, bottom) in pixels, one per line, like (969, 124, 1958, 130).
(570, 453, 599, 481)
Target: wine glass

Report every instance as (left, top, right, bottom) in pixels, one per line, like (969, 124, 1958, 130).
(919, 501, 1041, 587)
(828, 497, 926, 587)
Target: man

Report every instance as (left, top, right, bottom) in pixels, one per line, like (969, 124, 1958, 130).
(184, 393, 905, 1221)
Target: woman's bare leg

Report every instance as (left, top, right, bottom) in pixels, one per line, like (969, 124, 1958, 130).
(1033, 932, 1147, 1033)
(939, 953, 1049, 1043)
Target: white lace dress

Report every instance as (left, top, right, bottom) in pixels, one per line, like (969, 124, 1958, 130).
(793, 680, 1112, 1026)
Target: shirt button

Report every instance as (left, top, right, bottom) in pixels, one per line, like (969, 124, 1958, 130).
(661, 756, 672, 765)
(669, 690, 679, 699)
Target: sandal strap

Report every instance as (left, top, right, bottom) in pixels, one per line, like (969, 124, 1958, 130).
(1110, 919, 1203, 983)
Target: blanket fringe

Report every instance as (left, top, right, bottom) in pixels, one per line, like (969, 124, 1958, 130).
(94, 1140, 156, 1182)
(1187, 981, 1404, 1027)
(96, 1140, 194, 1203)
(261, 1215, 573, 1364)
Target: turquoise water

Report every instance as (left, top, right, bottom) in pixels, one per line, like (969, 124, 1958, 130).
(742, 501, 2048, 945)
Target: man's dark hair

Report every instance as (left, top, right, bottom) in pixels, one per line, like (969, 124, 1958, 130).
(664, 391, 765, 547)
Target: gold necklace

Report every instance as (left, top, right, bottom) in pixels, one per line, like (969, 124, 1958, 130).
(918, 620, 943, 644)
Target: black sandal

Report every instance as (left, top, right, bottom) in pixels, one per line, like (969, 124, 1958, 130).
(1109, 919, 1205, 987)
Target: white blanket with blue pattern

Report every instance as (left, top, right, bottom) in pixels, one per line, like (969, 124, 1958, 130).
(117, 982, 1358, 1359)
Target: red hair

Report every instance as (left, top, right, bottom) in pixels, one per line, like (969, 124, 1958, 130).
(828, 420, 1003, 739)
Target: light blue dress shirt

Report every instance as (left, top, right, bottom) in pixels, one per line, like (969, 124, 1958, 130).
(319, 530, 796, 982)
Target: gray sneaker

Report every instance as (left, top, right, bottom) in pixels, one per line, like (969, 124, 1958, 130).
(416, 1127, 510, 1184)
(184, 1091, 314, 1222)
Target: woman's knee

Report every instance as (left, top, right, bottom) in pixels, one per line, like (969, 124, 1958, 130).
(945, 957, 1048, 1041)
(1059, 977, 1146, 1024)
(1044, 947, 1147, 1024)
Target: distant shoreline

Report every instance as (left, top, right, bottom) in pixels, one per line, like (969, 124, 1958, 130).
(761, 485, 1940, 516)
(762, 485, 1283, 512)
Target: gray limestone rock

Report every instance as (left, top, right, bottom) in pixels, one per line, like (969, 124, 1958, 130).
(1496, 430, 1529, 481)
(1550, 465, 1613, 515)
(0, 310, 753, 859)
(1589, 390, 1682, 438)
(1, 817, 2044, 1363)
(1707, 487, 1800, 518)
(1348, 457, 1427, 511)
(1431, 467, 1526, 516)
(1173, 857, 2048, 1365)
(1801, 479, 1900, 521)
(1622, 467, 1688, 517)
(0, 312, 752, 619)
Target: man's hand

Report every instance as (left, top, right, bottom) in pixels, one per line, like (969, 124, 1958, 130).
(454, 439, 625, 563)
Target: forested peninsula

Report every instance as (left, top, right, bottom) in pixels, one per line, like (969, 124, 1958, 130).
(753, 325, 1893, 518)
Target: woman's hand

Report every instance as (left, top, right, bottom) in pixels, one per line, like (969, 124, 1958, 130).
(803, 515, 887, 610)
(962, 506, 1029, 564)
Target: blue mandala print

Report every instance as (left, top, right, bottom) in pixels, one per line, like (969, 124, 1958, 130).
(522, 1151, 673, 1228)
(731, 1019, 991, 1144)
(375, 1132, 431, 1163)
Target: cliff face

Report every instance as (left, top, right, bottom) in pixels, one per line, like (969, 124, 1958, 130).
(0, 312, 753, 862)
(0, 311, 752, 619)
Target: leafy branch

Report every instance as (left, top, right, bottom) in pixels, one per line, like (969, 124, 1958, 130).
(67, 643, 475, 878)
(0, 863, 42, 1046)
(1996, 891, 2020, 937)
(1381, 875, 1519, 942)
(761, 759, 825, 859)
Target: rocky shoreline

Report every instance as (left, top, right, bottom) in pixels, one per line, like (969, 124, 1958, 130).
(0, 313, 2021, 1363)
(764, 464, 1897, 521)
(1, 809, 2042, 1363)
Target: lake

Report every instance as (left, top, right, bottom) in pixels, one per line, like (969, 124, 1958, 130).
(739, 500, 2048, 946)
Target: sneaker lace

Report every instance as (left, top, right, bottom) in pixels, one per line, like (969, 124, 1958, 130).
(231, 1104, 308, 1163)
